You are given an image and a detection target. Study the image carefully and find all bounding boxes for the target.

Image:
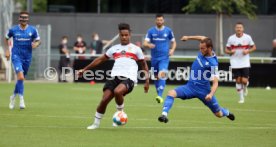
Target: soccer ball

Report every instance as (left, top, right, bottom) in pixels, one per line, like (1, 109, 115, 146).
(112, 111, 128, 126)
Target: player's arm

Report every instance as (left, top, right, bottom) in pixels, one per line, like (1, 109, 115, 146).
(4, 37, 11, 61)
(138, 59, 150, 93)
(181, 36, 207, 42)
(225, 38, 235, 55)
(32, 40, 41, 49)
(32, 28, 41, 49)
(169, 41, 177, 56)
(224, 47, 235, 55)
(143, 31, 155, 49)
(4, 29, 13, 61)
(143, 40, 155, 49)
(205, 76, 219, 101)
(78, 54, 109, 77)
(243, 44, 256, 55)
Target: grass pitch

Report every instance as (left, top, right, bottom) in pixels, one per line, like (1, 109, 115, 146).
(0, 82, 276, 147)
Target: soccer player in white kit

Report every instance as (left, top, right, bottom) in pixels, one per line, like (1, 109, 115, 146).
(225, 22, 256, 103)
(78, 23, 150, 129)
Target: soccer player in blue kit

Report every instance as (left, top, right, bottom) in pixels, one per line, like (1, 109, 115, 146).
(158, 36, 235, 123)
(5, 11, 41, 109)
(143, 14, 176, 104)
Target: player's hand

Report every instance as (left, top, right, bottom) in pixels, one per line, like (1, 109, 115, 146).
(243, 49, 250, 55)
(77, 69, 84, 78)
(144, 80, 149, 93)
(230, 50, 236, 55)
(169, 49, 175, 56)
(32, 42, 39, 49)
(180, 36, 189, 41)
(205, 93, 213, 101)
(148, 43, 155, 49)
(5, 50, 10, 61)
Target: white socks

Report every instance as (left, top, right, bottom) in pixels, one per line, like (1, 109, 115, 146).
(116, 104, 124, 111)
(19, 95, 24, 101)
(162, 112, 168, 116)
(236, 83, 244, 102)
(94, 112, 103, 125)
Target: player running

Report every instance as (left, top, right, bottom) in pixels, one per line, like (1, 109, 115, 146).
(143, 14, 176, 104)
(5, 11, 41, 109)
(158, 36, 235, 123)
(225, 22, 256, 103)
(78, 23, 150, 130)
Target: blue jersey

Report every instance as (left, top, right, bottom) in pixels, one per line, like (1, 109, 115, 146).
(188, 51, 219, 90)
(145, 26, 175, 60)
(5, 25, 40, 59)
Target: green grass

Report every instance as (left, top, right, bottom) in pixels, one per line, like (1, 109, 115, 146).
(0, 82, 276, 147)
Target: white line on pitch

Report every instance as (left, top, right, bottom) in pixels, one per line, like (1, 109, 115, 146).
(0, 125, 275, 130)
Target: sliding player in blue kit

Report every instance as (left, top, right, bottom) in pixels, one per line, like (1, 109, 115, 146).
(143, 14, 176, 104)
(5, 11, 41, 109)
(158, 36, 235, 123)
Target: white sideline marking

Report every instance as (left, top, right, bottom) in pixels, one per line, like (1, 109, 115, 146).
(0, 125, 275, 130)
(127, 104, 276, 113)
(0, 113, 276, 127)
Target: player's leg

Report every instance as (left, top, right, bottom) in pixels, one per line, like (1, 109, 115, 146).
(241, 68, 250, 97)
(158, 84, 194, 123)
(151, 60, 162, 102)
(17, 60, 31, 109)
(113, 78, 134, 111)
(87, 89, 114, 130)
(233, 69, 244, 103)
(155, 58, 169, 103)
(199, 95, 235, 121)
(9, 57, 24, 109)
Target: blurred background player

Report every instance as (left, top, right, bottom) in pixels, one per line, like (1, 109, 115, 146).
(5, 11, 40, 109)
(158, 36, 235, 123)
(58, 36, 70, 82)
(78, 23, 149, 129)
(90, 33, 110, 55)
(143, 14, 176, 104)
(73, 35, 86, 60)
(225, 22, 256, 103)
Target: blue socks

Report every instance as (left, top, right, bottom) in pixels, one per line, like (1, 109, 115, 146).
(221, 107, 230, 117)
(14, 80, 24, 96)
(162, 95, 175, 115)
(154, 79, 166, 97)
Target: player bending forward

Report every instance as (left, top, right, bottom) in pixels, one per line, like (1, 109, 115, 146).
(158, 36, 235, 123)
(78, 23, 149, 129)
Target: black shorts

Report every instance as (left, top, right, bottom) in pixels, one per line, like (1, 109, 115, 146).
(103, 76, 135, 95)
(232, 68, 250, 79)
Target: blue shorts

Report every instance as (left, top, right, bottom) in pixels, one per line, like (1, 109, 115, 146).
(151, 58, 169, 76)
(12, 55, 31, 76)
(174, 83, 221, 113)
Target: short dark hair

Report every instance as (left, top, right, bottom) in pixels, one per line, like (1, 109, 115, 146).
(118, 23, 131, 31)
(19, 11, 29, 16)
(236, 22, 244, 26)
(62, 36, 68, 39)
(156, 14, 164, 18)
(200, 38, 213, 49)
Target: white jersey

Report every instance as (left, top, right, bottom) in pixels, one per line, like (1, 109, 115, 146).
(226, 33, 255, 69)
(105, 43, 145, 83)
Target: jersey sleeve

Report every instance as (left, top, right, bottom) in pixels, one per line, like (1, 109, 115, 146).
(5, 28, 13, 39)
(210, 61, 219, 79)
(105, 46, 114, 58)
(226, 37, 232, 48)
(144, 29, 152, 42)
(33, 28, 40, 41)
(248, 35, 255, 46)
(168, 29, 175, 42)
(136, 47, 145, 61)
